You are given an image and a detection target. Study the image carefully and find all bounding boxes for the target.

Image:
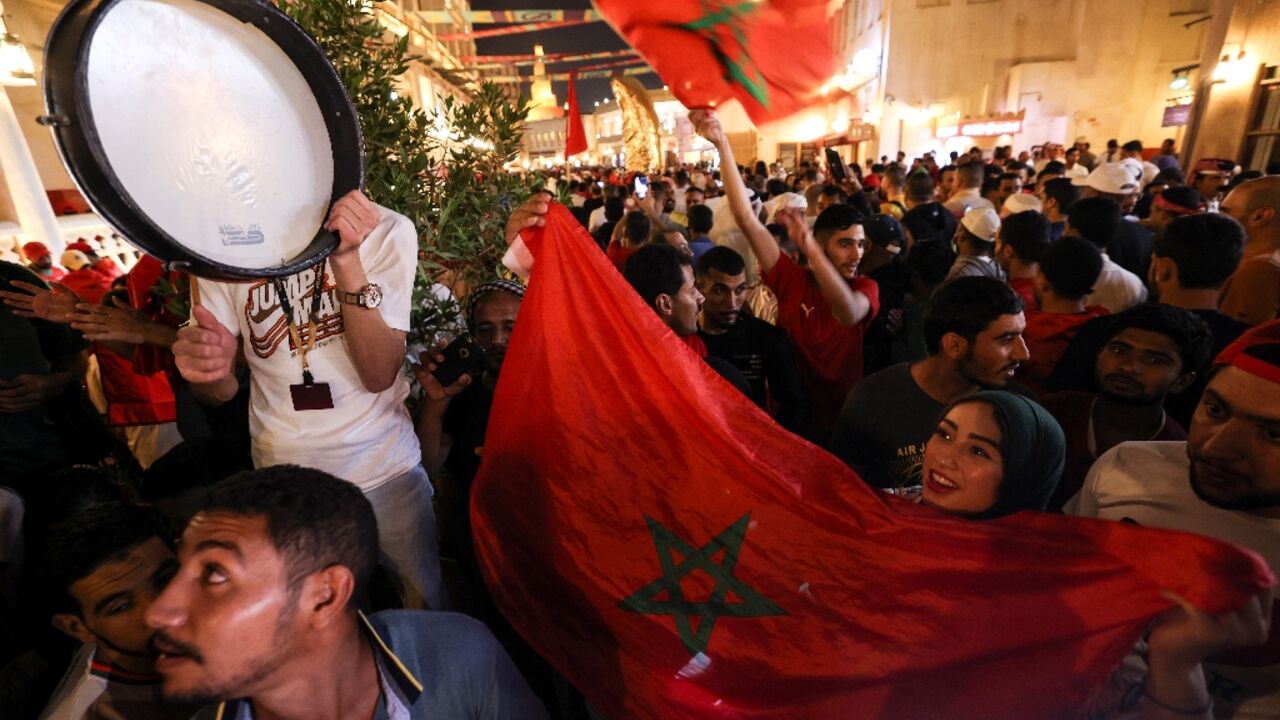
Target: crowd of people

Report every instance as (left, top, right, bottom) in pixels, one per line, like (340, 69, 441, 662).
(0, 107, 1277, 719)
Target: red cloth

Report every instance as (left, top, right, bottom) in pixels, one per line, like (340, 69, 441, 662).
(1008, 276, 1038, 311)
(94, 343, 177, 427)
(471, 203, 1273, 720)
(60, 267, 113, 304)
(1019, 307, 1110, 395)
(592, 0, 835, 125)
(564, 71, 588, 158)
(93, 257, 124, 281)
(607, 241, 638, 274)
(763, 253, 878, 439)
(1039, 391, 1187, 510)
(682, 334, 708, 358)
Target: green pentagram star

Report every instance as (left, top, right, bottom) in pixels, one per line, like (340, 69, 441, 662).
(667, 1, 770, 108)
(619, 513, 786, 658)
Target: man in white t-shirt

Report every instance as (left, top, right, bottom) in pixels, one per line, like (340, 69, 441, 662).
(1067, 321, 1280, 719)
(172, 190, 444, 611)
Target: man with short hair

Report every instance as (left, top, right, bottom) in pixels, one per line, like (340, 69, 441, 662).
(1017, 236, 1109, 393)
(1073, 163, 1153, 277)
(994, 210, 1050, 310)
(1063, 147, 1089, 179)
(1041, 304, 1210, 508)
(945, 208, 1004, 281)
(1191, 169, 1228, 207)
(1119, 140, 1159, 188)
(1149, 213, 1251, 426)
(1066, 322, 1280, 719)
(829, 277, 1029, 490)
(1218, 175, 1280, 326)
(936, 165, 957, 202)
(686, 205, 715, 263)
(942, 161, 994, 217)
(993, 172, 1023, 208)
(902, 172, 958, 247)
(1074, 137, 1098, 171)
(40, 501, 197, 720)
(1145, 186, 1202, 234)
(1038, 177, 1080, 242)
(607, 210, 650, 272)
(1067, 197, 1148, 313)
(695, 246, 808, 431)
(859, 215, 912, 375)
(145, 466, 546, 719)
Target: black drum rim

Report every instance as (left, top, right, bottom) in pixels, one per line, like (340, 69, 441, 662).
(42, 0, 364, 281)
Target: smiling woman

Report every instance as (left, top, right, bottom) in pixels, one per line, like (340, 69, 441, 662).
(920, 390, 1066, 519)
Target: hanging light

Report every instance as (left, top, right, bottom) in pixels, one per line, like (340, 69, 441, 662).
(1168, 72, 1189, 91)
(0, 32, 35, 87)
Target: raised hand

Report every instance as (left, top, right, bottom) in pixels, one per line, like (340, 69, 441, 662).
(326, 189, 382, 258)
(689, 109, 724, 146)
(0, 280, 79, 323)
(172, 305, 237, 384)
(411, 344, 472, 403)
(777, 207, 822, 261)
(70, 296, 153, 345)
(1147, 588, 1273, 667)
(505, 191, 553, 246)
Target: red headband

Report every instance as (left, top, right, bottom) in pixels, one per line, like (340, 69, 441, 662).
(1153, 193, 1200, 216)
(1215, 320, 1280, 385)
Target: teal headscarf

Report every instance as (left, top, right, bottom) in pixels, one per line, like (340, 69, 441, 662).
(939, 391, 1066, 519)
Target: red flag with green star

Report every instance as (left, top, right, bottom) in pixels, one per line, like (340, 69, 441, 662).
(592, 0, 836, 124)
(471, 203, 1273, 720)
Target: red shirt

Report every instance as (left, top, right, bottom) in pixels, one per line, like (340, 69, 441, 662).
(607, 242, 637, 274)
(1018, 307, 1109, 395)
(1039, 391, 1186, 510)
(763, 252, 879, 440)
(1008, 277, 1038, 311)
(61, 267, 113, 304)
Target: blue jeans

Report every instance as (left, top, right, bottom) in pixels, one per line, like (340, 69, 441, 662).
(364, 464, 447, 610)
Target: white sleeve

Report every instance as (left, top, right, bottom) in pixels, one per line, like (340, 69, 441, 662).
(359, 209, 417, 332)
(194, 277, 242, 338)
(1063, 451, 1111, 518)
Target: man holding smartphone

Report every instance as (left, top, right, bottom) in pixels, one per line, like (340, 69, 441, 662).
(171, 190, 444, 612)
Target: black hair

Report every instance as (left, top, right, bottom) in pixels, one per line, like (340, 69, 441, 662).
(812, 203, 864, 242)
(141, 437, 252, 504)
(1101, 303, 1215, 371)
(957, 161, 984, 188)
(1121, 139, 1143, 153)
(604, 197, 625, 223)
(624, 210, 651, 244)
(1000, 210, 1051, 263)
(1041, 177, 1080, 211)
(765, 178, 788, 198)
(905, 238, 956, 288)
(625, 243, 691, 309)
(905, 171, 935, 201)
(803, 168, 819, 183)
(695, 245, 747, 278)
(1159, 186, 1201, 212)
(1066, 196, 1122, 248)
(1039, 236, 1103, 300)
(923, 276, 1024, 354)
(1154, 213, 1245, 290)
(820, 184, 848, 202)
(883, 166, 906, 187)
(675, 170, 690, 185)
(980, 175, 1002, 199)
(688, 204, 714, 235)
(196, 465, 379, 598)
(41, 501, 170, 615)
(1040, 160, 1066, 176)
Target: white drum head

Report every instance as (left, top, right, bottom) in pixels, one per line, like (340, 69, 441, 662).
(85, 0, 334, 271)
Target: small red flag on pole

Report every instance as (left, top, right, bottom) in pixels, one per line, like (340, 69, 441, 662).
(564, 70, 588, 158)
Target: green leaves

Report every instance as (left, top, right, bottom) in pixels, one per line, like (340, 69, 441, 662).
(281, 0, 541, 346)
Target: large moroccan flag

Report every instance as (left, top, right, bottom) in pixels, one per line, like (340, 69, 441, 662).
(471, 203, 1273, 719)
(592, 0, 836, 125)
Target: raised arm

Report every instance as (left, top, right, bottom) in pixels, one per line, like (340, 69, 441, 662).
(690, 110, 780, 273)
(777, 208, 870, 327)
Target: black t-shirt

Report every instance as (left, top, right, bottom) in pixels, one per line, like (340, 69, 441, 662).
(442, 379, 495, 496)
(0, 262, 84, 480)
(828, 362, 942, 489)
(863, 256, 911, 375)
(698, 315, 808, 432)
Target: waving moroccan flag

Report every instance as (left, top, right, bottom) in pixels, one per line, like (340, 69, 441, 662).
(564, 70, 588, 158)
(471, 203, 1273, 720)
(592, 0, 836, 124)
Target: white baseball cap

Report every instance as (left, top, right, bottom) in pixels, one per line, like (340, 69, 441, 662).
(1072, 163, 1138, 195)
(1002, 192, 1043, 217)
(961, 207, 1001, 242)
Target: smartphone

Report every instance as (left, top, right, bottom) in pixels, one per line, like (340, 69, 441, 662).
(824, 147, 844, 181)
(634, 176, 649, 199)
(431, 334, 486, 387)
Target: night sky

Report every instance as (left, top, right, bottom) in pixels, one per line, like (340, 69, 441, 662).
(470, 0, 664, 106)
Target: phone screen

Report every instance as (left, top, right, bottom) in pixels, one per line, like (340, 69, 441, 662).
(634, 177, 649, 198)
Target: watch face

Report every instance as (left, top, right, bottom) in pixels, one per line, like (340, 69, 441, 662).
(362, 284, 383, 309)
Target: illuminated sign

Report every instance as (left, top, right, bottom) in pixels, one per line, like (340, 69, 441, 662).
(936, 113, 1024, 139)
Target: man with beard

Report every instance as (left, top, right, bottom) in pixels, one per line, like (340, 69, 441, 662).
(1040, 304, 1212, 508)
(695, 246, 808, 432)
(144, 465, 544, 719)
(40, 501, 199, 720)
(828, 277, 1029, 491)
(22, 242, 66, 283)
(1066, 321, 1280, 720)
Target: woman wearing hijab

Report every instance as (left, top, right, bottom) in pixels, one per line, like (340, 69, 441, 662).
(919, 390, 1066, 519)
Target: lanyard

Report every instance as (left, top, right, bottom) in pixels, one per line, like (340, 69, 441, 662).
(272, 259, 327, 385)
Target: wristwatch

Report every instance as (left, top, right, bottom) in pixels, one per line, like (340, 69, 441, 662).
(336, 283, 383, 309)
